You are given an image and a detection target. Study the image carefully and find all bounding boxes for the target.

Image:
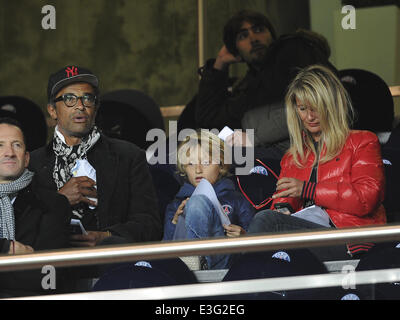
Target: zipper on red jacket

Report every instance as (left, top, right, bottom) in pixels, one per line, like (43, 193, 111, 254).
(303, 142, 319, 208)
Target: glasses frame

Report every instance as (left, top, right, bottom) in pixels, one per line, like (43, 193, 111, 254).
(53, 93, 97, 108)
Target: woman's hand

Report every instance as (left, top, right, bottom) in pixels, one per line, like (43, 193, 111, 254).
(172, 198, 190, 224)
(223, 224, 246, 237)
(272, 177, 304, 199)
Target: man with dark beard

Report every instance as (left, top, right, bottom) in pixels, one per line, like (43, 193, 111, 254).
(29, 66, 162, 247)
(195, 10, 335, 159)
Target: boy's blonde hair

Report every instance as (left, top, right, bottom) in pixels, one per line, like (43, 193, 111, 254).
(285, 64, 354, 167)
(176, 130, 231, 179)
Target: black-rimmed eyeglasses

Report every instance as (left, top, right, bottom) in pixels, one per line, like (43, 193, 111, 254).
(53, 93, 97, 108)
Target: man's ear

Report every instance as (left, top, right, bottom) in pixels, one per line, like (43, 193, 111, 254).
(47, 104, 57, 120)
(24, 151, 30, 168)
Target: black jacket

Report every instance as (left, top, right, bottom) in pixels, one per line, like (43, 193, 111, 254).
(0, 182, 71, 297)
(29, 134, 162, 243)
(195, 31, 336, 145)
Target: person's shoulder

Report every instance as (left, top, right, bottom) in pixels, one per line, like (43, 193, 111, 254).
(348, 129, 379, 140)
(32, 184, 67, 203)
(273, 29, 331, 56)
(25, 181, 70, 212)
(217, 178, 245, 200)
(214, 177, 235, 193)
(30, 144, 51, 159)
(280, 151, 294, 164)
(347, 130, 380, 147)
(273, 33, 307, 49)
(100, 134, 140, 149)
(29, 144, 53, 171)
(100, 135, 145, 156)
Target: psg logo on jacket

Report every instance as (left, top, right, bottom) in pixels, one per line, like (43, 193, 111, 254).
(250, 165, 268, 176)
(272, 251, 291, 262)
(221, 204, 233, 216)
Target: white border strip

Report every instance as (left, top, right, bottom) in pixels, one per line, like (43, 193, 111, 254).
(11, 268, 400, 300)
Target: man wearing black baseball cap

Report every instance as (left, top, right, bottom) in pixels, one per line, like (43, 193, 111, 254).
(29, 65, 162, 247)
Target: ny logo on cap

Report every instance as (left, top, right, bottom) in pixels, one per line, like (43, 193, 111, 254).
(65, 66, 78, 78)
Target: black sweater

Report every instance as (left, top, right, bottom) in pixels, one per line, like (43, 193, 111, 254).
(196, 31, 336, 131)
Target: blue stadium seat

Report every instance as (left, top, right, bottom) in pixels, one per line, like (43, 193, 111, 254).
(0, 96, 47, 151)
(96, 89, 164, 150)
(215, 248, 350, 300)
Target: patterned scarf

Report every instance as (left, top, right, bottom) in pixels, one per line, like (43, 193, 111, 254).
(52, 126, 100, 190)
(0, 169, 34, 240)
(53, 126, 100, 219)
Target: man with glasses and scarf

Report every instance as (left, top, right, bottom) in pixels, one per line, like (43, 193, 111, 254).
(29, 66, 162, 248)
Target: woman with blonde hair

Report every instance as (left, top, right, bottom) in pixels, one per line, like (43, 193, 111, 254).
(247, 65, 386, 259)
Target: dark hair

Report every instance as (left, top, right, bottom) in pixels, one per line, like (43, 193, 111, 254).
(0, 117, 27, 145)
(223, 10, 277, 56)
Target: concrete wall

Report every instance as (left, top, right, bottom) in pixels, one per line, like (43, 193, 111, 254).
(333, 5, 400, 87)
(0, 0, 309, 115)
(310, 1, 400, 115)
(0, 0, 199, 110)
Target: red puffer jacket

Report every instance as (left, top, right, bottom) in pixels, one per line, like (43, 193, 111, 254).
(271, 130, 386, 228)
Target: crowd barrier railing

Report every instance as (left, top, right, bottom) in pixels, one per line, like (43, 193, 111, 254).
(0, 224, 399, 272)
(1, 224, 400, 299)
(12, 267, 400, 300)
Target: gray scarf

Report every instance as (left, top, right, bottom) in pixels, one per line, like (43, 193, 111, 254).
(0, 169, 35, 240)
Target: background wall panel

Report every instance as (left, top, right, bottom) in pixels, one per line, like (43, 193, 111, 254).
(0, 0, 309, 115)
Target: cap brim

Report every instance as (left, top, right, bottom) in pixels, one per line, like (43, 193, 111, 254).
(51, 74, 99, 97)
